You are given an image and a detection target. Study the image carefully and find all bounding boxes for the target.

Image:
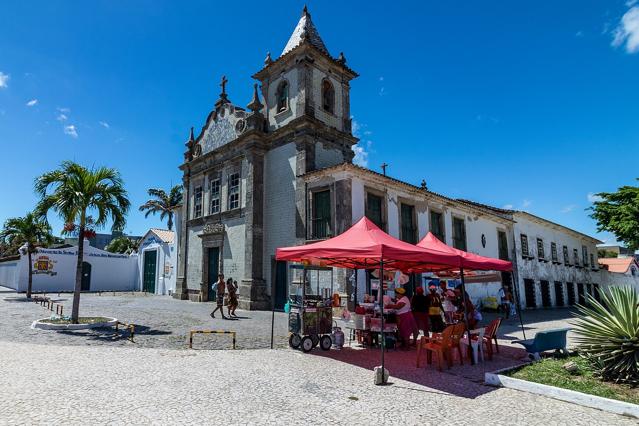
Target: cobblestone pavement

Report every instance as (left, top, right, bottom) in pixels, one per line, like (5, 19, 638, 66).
(0, 291, 289, 350)
(0, 340, 633, 425)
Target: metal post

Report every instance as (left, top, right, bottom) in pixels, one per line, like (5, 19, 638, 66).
(379, 260, 386, 384)
(510, 269, 527, 340)
(460, 268, 475, 365)
(270, 264, 277, 350)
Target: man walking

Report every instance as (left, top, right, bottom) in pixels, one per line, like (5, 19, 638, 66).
(210, 273, 227, 319)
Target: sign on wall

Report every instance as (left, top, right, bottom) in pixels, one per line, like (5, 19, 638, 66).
(33, 256, 57, 276)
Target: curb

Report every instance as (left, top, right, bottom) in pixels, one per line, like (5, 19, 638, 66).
(31, 317, 118, 330)
(485, 367, 639, 419)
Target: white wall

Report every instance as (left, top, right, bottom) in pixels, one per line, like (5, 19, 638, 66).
(0, 260, 19, 289)
(262, 142, 297, 296)
(17, 244, 138, 293)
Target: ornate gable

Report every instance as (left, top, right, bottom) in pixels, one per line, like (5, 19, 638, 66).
(197, 103, 249, 156)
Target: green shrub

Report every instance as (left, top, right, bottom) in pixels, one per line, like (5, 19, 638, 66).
(572, 286, 639, 386)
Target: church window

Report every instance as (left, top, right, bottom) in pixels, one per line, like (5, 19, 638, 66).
(322, 79, 335, 114)
(452, 217, 467, 251)
(563, 245, 570, 265)
(366, 192, 385, 231)
(311, 189, 332, 239)
(551, 242, 558, 262)
(520, 234, 529, 257)
(228, 172, 240, 210)
(194, 186, 203, 218)
(590, 253, 595, 269)
(536, 238, 545, 259)
(498, 230, 509, 260)
(582, 245, 588, 266)
(573, 248, 580, 266)
(400, 203, 417, 244)
(209, 178, 221, 214)
(276, 81, 289, 113)
(430, 210, 444, 242)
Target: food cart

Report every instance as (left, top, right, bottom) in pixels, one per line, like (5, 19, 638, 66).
(287, 264, 334, 352)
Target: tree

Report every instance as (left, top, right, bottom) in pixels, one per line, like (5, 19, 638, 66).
(105, 236, 138, 254)
(590, 180, 639, 251)
(35, 161, 130, 323)
(0, 213, 53, 298)
(139, 185, 183, 231)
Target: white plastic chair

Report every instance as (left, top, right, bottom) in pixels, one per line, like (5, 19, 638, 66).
(461, 327, 486, 364)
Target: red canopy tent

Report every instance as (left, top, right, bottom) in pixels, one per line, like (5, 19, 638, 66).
(414, 232, 526, 341)
(276, 217, 460, 270)
(276, 217, 461, 384)
(414, 232, 512, 272)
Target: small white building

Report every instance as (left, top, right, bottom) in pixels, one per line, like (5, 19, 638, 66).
(137, 229, 177, 296)
(0, 241, 138, 293)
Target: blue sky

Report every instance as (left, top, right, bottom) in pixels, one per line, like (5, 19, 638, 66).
(1, 1, 638, 243)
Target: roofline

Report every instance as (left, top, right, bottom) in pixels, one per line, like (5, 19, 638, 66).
(303, 163, 514, 224)
(252, 42, 358, 81)
(512, 211, 603, 244)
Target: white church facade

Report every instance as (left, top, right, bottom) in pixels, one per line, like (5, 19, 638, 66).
(175, 7, 636, 310)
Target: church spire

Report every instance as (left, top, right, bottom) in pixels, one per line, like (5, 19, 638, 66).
(281, 6, 329, 57)
(246, 83, 263, 112)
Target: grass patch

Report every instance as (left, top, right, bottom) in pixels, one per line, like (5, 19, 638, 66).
(43, 316, 112, 325)
(509, 355, 639, 405)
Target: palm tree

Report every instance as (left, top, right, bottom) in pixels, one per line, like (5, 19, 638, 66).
(139, 185, 183, 231)
(35, 161, 130, 323)
(0, 213, 53, 299)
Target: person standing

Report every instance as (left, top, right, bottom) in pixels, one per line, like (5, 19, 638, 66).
(210, 274, 227, 319)
(385, 287, 417, 348)
(498, 285, 510, 318)
(427, 285, 445, 333)
(411, 287, 429, 339)
(226, 278, 239, 317)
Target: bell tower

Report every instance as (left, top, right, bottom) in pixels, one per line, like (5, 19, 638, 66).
(252, 6, 358, 135)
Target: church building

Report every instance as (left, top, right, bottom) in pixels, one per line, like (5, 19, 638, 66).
(175, 7, 357, 308)
(175, 7, 631, 310)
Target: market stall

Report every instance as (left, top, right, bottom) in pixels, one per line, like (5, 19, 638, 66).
(275, 217, 460, 384)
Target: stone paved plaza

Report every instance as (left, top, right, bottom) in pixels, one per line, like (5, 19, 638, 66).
(0, 288, 634, 425)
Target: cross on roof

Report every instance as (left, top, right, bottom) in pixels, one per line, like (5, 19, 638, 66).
(220, 75, 228, 95)
(381, 163, 388, 176)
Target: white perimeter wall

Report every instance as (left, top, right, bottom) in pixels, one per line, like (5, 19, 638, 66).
(17, 244, 138, 293)
(0, 260, 19, 289)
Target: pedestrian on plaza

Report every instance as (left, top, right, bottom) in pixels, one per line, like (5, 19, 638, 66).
(427, 285, 445, 333)
(210, 274, 227, 319)
(411, 286, 430, 339)
(498, 285, 510, 318)
(226, 278, 239, 317)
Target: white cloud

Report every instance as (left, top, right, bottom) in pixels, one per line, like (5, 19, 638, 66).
(351, 118, 360, 136)
(353, 142, 370, 168)
(99, 121, 110, 129)
(627, 0, 638, 7)
(64, 125, 78, 138)
(379, 76, 384, 81)
(575, 30, 584, 37)
(560, 204, 576, 213)
(57, 107, 70, 113)
(379, 87, 385, 96)
(522, 199, 532, 208)
(0, 72, 9, 88)
(26, 99, 38, 107)
(56, 114, 67, 121)
(502, 204, 514, 210)
(587, 192, 604, 203)
(612, 6, 639, 53)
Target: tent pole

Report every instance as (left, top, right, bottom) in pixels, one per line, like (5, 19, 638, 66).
(460, 268, 475, 365)
(510, 269, 527, 340)
(270, 265, 276, 349)
(379, 260, 386, 385)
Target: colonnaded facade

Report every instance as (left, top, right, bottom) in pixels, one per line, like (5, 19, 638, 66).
(175, 7, 634, 310)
